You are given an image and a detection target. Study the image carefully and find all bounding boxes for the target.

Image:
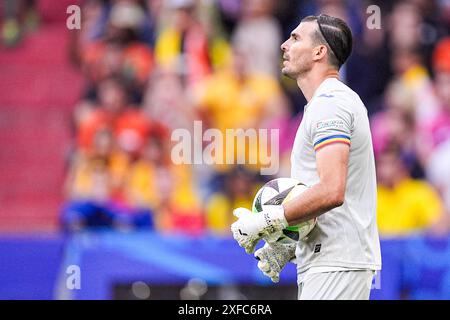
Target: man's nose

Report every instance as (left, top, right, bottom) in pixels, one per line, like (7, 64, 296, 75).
(280, 41, 288, 52)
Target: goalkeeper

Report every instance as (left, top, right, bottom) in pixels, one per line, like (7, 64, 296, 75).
(231, 15, 381, 300)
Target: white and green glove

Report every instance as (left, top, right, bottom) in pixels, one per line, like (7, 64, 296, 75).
(230, 206, 288, 254)
(254, 241, 297, 283)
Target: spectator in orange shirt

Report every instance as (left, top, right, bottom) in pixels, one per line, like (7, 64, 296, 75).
(76, 76, 152, 160)
(80, 2, 154, 93)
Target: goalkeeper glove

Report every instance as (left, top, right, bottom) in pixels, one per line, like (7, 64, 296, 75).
(230, 206, 288, 254)
(254, 241, 297, 283)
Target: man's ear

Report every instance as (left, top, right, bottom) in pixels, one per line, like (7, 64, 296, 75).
(313, 45, 328, 62)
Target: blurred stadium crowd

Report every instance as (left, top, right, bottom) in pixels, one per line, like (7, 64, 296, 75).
(5, 0, 450, 238)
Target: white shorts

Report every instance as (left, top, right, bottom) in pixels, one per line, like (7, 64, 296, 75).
(298, 270, 375, 300)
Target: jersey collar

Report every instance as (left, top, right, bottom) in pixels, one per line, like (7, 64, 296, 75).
(304, 77, 340, 111)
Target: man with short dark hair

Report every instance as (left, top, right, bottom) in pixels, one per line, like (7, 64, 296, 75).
(231, 14, 381, 300)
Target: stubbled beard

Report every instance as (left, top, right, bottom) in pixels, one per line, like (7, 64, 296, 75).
(281, 68, 296, 80)
(282, 60, 311, 80)
(282, 66, 307, 80)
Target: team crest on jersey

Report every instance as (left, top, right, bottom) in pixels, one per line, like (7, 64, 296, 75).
(316, 118, 345, 131)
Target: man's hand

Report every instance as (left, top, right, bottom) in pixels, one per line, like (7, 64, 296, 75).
(254, 241, 297, 283)
(230, 206, 288, 254)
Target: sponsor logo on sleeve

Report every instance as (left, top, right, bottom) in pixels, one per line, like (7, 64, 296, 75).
(316, 118, 345, 131)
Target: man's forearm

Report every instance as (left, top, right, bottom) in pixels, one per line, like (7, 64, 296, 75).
(283, 182, 344, 226)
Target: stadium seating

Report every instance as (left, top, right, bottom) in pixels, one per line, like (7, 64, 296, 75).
(0, 21, 83, 231)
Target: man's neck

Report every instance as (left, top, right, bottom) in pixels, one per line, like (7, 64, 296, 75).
(297, 69, 340, 102)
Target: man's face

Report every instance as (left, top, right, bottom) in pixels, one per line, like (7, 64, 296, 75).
(280, 21, 317, 79)
(375, 152, 405, 188)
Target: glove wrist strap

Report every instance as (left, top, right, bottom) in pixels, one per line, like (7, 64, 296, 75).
(265, 205, 288, 229)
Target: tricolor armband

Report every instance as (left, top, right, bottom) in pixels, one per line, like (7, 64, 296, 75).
(313, 134, 351, 151)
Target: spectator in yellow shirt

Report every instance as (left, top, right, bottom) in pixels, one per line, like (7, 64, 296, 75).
(206, 166, 261, 235)
(123, 124, 204, 235)
(154, 0, 211, 87)
(61, 127, 131, 231)
(193, 49, 286, 176)
(376, 146, 443, 236)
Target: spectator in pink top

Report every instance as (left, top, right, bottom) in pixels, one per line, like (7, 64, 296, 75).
(417, 38, 450, 162)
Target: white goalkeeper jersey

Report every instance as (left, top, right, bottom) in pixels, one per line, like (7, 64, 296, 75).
(290, 77, 381, 274)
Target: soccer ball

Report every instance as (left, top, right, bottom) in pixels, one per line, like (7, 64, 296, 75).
(252, 178, 316, 244)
